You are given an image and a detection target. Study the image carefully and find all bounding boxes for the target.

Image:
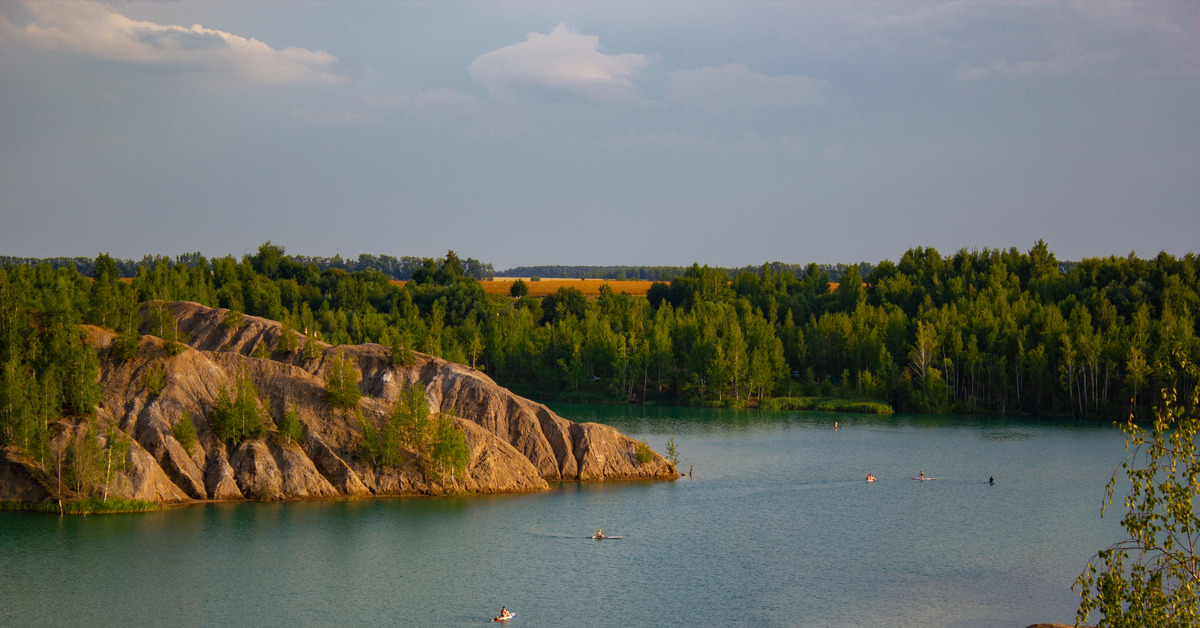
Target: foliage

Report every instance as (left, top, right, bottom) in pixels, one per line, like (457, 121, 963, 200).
(208, 369, 269, 444)
(224, 309, 245, 331)
(388, 330, 416, 367)
(277, 403, 304, 444)
(324, 350, 362, 410)
(359, 383, 470, 479)
(147, 300, 189, 355)
(0, 497, 160, 514)
(509, 279, 529, 298)
(276, 317, 299, 355)
(759, 397, 894, 414)
(636, 439, 655, 465)
(1075, 357, 1200, 627)
(665, 436, 680, 465)
(64, 419, 104, 496)
(173, 410, 199, 451)
(101, 425, 130, 501)
(142, 361, 167, 396)
(7, 242, 1200, 419)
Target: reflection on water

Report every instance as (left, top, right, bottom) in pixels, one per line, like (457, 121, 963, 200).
(1, 406, 1126, 628)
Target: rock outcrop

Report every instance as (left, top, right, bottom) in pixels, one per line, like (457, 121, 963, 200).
(1, 302, 676, 505)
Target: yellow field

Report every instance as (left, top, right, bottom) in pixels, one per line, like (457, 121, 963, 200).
(391, 278, 656, 297)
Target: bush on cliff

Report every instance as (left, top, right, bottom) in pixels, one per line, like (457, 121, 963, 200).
(324, 350, 361, 411)
(209, 369, 269, 444)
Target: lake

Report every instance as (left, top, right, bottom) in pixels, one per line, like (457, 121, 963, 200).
(0, 405, 1127, 627)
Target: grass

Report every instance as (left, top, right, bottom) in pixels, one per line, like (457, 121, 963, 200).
(391, 278, 657, 298)
(759, 397, 894, 414)
(0, 497, 162, 514)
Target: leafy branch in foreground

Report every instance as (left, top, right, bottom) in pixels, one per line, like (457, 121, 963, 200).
(1075, 355, 1200, 627)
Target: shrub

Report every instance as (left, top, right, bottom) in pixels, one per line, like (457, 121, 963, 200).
(224, 310, 244, 331)
(636, 439, 655, 465)
(173, 410, 199, 451)
(665, 436, 680, 465)
(277, 403, 303, 444)
(142, 362, 167, 396)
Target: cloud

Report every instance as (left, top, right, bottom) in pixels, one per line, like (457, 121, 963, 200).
(17, 0, 343, 86)
(468, 24, 648, 104)
(665, 64, 825, 112)
(855, 1, 1200, 82)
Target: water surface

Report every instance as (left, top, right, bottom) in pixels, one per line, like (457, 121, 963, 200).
(0, 406, 1126, 627)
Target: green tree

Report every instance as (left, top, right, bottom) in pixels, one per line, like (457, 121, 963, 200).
(65, 419, 104, 496)
(509, 279, 529, 299)
(429, 413, 470, 481)
(276, 316, 299, 355)
(148, 300, 189, 355)
(101, 425, 130, 501)
(324, 350, 362, 411)
(277, 403, 304, 444)
(173, 410, 199, 451)
(209, 369, 269, 443)
(1075, 358, 1200, 626)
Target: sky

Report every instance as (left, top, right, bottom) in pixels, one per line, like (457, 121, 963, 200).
(1, 1, 1197, 270)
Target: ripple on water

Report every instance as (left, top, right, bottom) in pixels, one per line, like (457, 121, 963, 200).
(981, 430, 1033, 441)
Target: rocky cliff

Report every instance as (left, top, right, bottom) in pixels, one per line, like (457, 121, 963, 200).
(0, 302, 676, 504)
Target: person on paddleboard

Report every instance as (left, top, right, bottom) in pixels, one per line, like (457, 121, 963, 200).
(499, 607, 511, 619)
(918, 469, 925, 479)
(596, 529, 605, 539)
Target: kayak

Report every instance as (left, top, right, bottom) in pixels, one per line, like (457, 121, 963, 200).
(589, 535, 624, 539)
(493, 612, 515, 622)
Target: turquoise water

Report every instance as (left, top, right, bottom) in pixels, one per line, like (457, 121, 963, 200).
(1, 406, 1126, 627)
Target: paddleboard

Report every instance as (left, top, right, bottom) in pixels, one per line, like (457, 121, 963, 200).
(493, 612, 515, 622)
(912, 477, 936, 480)
(589, 535, 624, 539)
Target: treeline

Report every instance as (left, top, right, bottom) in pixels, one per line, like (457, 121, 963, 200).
(4, 241, 1199, 423)
(0, 247, 494, 281)
(497, 262, 877, 283)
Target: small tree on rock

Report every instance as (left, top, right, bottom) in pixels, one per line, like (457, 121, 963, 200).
(324, 350, 361, 411)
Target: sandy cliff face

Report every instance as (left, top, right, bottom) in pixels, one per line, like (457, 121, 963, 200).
(0, 302, 676, 504)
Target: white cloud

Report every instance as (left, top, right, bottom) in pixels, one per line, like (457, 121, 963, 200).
(468, 24, 648, 104)
(18, 0, 342, 86)
(665, 64, 825, 112)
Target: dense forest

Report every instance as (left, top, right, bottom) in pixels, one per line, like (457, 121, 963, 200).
(2, 241, 1198, 459)
(0, 251, 494, 282)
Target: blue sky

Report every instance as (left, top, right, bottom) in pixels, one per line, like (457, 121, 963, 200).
(1, 1, 1197, 269)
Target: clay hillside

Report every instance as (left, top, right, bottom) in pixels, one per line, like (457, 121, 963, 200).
(1, 302, 677, 505)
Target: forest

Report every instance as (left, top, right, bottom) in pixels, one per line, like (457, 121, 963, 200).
(2, 240, 1198, 459)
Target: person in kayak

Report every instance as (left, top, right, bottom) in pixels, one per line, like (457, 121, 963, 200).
(596, 529, 605, 539)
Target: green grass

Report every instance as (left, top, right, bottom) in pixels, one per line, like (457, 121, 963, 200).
(0, 497, 162, 514)
(759, 396, 894, 414)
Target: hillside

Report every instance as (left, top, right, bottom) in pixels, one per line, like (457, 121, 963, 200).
(0, 302, 677, 505)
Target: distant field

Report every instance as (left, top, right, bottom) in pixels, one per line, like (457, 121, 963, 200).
(391, 278, 656, 297)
